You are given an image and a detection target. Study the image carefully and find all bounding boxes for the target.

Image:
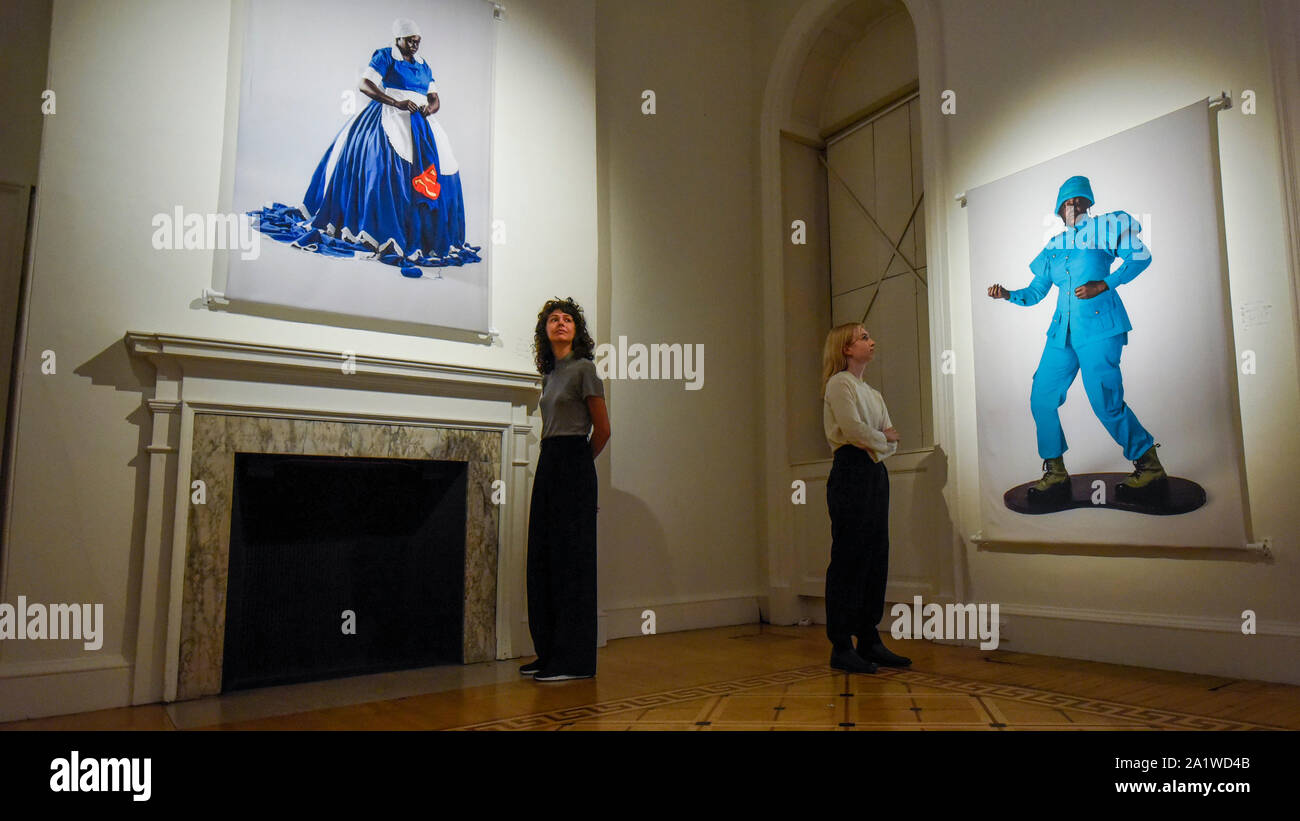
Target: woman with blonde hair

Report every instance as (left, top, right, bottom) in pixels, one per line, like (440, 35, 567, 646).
(821, 323, 911, 673)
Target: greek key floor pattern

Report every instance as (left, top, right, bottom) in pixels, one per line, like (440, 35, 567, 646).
(450, 665, 1284, 731)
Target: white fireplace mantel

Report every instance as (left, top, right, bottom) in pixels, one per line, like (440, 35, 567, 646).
(124, 332, 542, 393)
(124, 331, 540, 705)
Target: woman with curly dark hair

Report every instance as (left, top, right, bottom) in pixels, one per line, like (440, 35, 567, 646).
(520, 298, 610, 681)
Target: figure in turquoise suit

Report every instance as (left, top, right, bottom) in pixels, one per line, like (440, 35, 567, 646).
(988, 176, 1168, 503)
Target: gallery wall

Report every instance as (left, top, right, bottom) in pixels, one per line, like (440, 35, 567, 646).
(0, 1, 50, 187)
(821, 7, 915, 130)
(0, 0, 52, 556)
(756, 0, 1298, 683)
(593, 0, 772, 637)
(929, 0, 1300, 680)
(2, 0, 1296, 722)
(0, 0, 598, 718)
(783, 6, 921, 466)
(583, 0, 1300, 682)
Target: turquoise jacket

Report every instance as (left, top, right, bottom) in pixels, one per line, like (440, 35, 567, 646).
(1008, 211, 1151, 348)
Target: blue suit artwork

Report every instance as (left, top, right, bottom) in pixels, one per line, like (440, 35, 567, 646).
(1007, 179, 1155, 462)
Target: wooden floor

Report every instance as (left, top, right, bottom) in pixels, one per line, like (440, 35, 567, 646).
(3, 624, 1298, 731)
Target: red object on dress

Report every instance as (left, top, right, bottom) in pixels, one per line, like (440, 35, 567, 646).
(412, 163, 441, 200)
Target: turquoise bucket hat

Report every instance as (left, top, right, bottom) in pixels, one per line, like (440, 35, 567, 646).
(1054, 175, 1094, 217)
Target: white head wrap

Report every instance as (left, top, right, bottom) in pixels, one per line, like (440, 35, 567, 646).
(393, 18, 422, 38)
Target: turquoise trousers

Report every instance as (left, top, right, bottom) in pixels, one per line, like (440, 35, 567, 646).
(1030, 329, 1154, 461)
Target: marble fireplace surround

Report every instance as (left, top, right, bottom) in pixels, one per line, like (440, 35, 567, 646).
(125, 333, 540, 704)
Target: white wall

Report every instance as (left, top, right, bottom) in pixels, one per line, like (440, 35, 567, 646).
(821, 7, 915, 131)
(0, 0, 52, 559)
(5, 0, 1295, 723)
(782, 135, 832, 465)
(0, 0, 51, 188)
(0, 0, 597, 718)
(593, 0, 766, 638)
(760, 0, 1299, 684)
(790, 8, 942, 617)
(931, 0, 1300, 681)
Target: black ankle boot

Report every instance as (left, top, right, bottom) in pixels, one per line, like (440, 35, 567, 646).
(830, 648, 878, 674)
(861, 642, 912, 667)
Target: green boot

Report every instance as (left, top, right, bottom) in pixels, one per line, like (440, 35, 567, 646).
(1117, 444, 1168, 500)
(1027, 456, 1070, 503)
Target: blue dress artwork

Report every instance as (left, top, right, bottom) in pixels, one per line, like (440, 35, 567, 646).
(251, 46, 481, 278)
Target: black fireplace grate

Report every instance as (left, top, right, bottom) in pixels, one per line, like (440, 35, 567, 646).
(222, 453, 467, 691)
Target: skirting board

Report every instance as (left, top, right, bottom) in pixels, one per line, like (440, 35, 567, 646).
(999, 610, 1300, 686)
(0, 654, 132, 723)
(513, 595, 763, 659)
(789, 596, 1300, 685)
(601, 596, 762, 642)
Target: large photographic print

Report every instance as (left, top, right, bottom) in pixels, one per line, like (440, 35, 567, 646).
(967, 101, 1249, 548)
(225, 0, 494, 332)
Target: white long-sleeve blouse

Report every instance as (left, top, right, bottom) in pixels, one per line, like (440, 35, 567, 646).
(823, 370, 897, 462)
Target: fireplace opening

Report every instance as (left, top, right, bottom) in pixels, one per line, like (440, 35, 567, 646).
(222, 452, 467, 691)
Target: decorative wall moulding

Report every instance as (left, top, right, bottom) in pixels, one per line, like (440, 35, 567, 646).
(124, 332, 541, 394)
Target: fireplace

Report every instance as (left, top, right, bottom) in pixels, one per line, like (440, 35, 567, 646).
(124, 333, 540, 705)
(221, 453, 468, 691)
(177, 413, 500, 699)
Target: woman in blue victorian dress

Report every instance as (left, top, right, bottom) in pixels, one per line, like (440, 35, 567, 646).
(252, 18, 480, 278)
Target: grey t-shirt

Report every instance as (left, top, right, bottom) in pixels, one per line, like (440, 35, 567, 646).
(540, 354, 605, 438)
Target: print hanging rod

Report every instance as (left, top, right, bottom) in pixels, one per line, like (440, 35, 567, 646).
(967, 532, 1271, 555)
(202, 288, 229, 308)
(198, 288, 500, 341)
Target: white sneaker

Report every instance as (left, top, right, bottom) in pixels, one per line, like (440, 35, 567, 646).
(534, 671, 594, 682)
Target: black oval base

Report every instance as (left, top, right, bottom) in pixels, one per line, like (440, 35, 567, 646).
(1004, 473, 1207, 515)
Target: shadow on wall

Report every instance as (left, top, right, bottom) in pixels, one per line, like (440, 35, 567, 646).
(596, 484, 671, 616)
(72, 340, 163, 680)
(909, 444, 962, 598)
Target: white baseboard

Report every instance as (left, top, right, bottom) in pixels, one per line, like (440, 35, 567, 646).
(511, 595, 763, 660)
(0, 654, 132, 723)
(788, 595, 1300, 684)
(995, 606, 1300, 685)
(601, 595, 762, 642)
(999, 602, 1300, 637)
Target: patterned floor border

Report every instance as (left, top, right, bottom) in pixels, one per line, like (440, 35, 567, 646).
(896, 670, 1280, 731)
(449, 665, 1285, 731)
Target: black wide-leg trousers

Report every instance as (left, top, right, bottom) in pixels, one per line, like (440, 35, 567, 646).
(526, 435, 598, 675)
(825, 444, 890, 652)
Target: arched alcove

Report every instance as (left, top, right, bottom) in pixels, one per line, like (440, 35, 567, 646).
(758, 0, 960, 627)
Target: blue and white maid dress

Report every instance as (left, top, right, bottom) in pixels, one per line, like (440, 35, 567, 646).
(251, 20, 481, 278)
